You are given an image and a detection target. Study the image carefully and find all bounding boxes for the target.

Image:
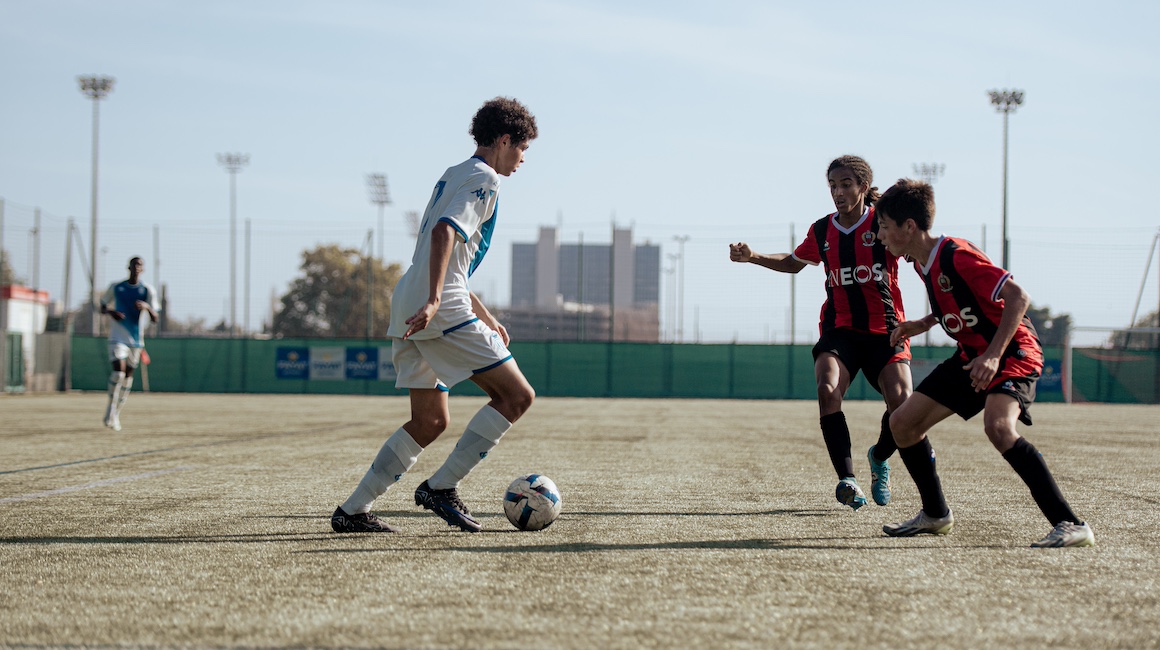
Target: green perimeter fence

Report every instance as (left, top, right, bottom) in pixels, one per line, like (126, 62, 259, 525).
(63, 335, 1155, 404)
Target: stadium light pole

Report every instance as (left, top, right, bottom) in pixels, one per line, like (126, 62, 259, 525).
(673, 235, 689, 343)
(366, 173, 392, 261)
(217, 153, 249, 336)
(78, 75, 115, 335)
(912, 163, 945, 349)
(989, 89, 1024, 271)
(913, 163, 945, 186)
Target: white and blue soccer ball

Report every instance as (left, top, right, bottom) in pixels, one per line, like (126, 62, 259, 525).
(503, 474, 562, 531)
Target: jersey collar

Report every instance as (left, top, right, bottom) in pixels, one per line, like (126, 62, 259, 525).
(829, 206, 870, 235)
(919, 235, 948, 276)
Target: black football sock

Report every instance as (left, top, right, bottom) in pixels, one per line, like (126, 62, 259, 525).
(873, 410, 897, 461)
(898, 438, 949, 518)
(1002, 437, 1082, 526)
(820, 412, 855, 479)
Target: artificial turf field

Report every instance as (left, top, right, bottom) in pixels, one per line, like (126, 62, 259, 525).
(1, 393, 1158, 649)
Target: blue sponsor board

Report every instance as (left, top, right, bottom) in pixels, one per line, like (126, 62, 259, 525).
(1039, 359, 1062, 393)
(346, 347, 379, 380)
(275, 347, 310, 379)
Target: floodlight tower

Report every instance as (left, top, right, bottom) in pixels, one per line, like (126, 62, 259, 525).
(988, 88, 1024, 270)
(912, 163, 945, 348)
(673, 235, 689, 343)
(366, 173, 392, 261)
(78, 74, 115, 335)
(217, 152, 249, 336)
(913, 163, 945, 185)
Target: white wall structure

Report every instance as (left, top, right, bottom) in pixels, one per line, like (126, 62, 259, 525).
(1, 285, 50, 390)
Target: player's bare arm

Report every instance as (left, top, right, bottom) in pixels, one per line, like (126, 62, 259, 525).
(404, 221, 455, 339)
(136, 300, 159, 323)
(963, 278, 1030, 391)
(889, 314, 939, 347)
(729, 242, 806, 273)
(100, 303, 125, 321)
(470, 291, 509, 346)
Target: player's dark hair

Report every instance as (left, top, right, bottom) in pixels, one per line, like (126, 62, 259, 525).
(470, 97, 538, 147)
(128, 256, 142, 268)
(876, 179, 936, 231)
(827, 155, 880, 204)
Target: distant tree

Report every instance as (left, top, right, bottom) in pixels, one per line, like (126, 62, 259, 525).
(160, 315, 211, 336)
(271, 244, 403, 339)
(1, 249, 24, 286)
(1025, 303, 1072, 347)
(1109, 311, 1159, 349)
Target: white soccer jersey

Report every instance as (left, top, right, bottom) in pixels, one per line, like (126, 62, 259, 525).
(387, 156, 501, 340)
(100, 279, 159, 348)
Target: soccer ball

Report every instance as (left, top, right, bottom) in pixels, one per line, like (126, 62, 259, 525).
(503, 474, 562, 531)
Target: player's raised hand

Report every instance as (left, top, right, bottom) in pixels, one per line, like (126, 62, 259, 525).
(494, 322, 510, 346)
(403, 302, 438, 339)
(729, 242, 753, 263)
(890, 320, 927, 346)
(963, 353, 1000, 392)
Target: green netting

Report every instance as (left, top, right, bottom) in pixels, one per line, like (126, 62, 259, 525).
(1071, 347, 1160, 404)
(64, 336, 1108, 402)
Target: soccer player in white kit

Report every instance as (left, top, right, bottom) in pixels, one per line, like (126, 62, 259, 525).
(100, 256, 159, 431)
(331, 97, 538, 533)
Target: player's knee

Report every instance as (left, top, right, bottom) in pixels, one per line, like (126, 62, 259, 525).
(412, 413, 449, 438)
(889, 410, 920, 447)
(506, 385, 535, 420)
(815, 383, 842, 410)
(983, 417, 1018, 451)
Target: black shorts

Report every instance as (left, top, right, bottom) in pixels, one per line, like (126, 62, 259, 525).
(812, 328, 910, 395)
(915, 355, 1038, 425)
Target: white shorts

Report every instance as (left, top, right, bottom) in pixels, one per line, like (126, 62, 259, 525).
(108, 342, 143, 368)
(392, 319, 512, 390)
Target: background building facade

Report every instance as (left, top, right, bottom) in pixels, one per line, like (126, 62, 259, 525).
(503, 226, 660, 342)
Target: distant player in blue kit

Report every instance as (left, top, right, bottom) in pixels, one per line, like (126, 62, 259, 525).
(875, 178, 1094, 548)
(331, 97, 538, 533)
(100, 256, 159, 431)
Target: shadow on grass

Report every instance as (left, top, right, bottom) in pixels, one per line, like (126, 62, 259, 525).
(0, 532, 338, 545)
(272, 508, 834, 521)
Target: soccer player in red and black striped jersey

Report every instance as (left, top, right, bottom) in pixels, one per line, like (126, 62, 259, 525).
(874, 178, 1094, 548)
(730, 156, 913, 510)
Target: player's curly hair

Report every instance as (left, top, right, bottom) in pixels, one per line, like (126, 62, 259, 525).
(827, 155, 880, 204)
(470, 97, 538, 147)
(876, 179, 936, 231)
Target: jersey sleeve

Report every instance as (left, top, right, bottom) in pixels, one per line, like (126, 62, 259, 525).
(791, 229, 821, 266)
(145, 283, 161, 311)
(436, 169, 499, 243)
(100, 282, 116, 307)
(953, 244, 1011, 303)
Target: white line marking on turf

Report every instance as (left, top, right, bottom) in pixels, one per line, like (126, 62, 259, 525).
(0, 467, 191, 504)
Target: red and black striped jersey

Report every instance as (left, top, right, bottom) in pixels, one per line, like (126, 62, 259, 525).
(792, 207, 906, 335)
(917, 236, 1043, 373)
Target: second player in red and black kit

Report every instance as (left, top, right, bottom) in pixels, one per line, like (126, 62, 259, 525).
(730, 155, 913, 510)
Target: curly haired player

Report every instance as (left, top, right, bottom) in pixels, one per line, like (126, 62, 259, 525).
(331, 97, 539, 533)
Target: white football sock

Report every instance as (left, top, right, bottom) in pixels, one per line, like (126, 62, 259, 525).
(106, 371, 125, 417)
(115, 376, 134, 414)
(427, 405, 512, 490)
(341, 427, 423, 515)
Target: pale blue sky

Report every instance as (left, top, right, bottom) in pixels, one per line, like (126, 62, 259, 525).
(2, 1, 1158, 345)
